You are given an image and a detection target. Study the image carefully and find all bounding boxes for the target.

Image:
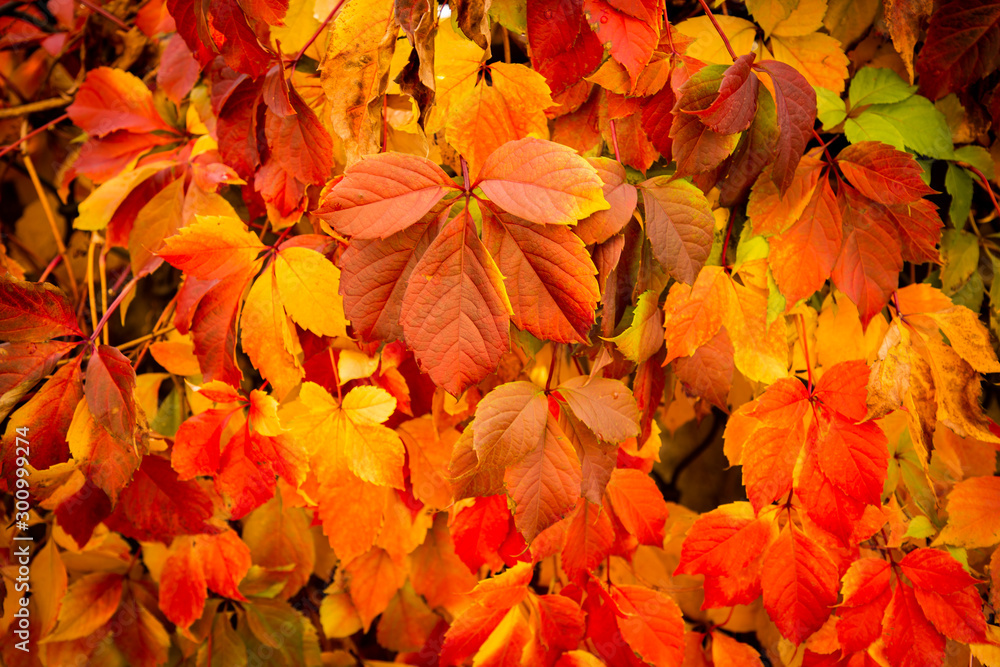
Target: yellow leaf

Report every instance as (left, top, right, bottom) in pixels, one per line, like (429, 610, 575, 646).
(75, 161, 175, 230)
(426, 20, 486, 133)
(320, 0, 397, 161)
(745, 0, 796, 36)
(934, 477, 1000, 548)
(446, 62, 553, 179)
(768, 33, 850, 93)
(272, 0, 322, 55)
(675, 16, 758, 65)
(274, 246, 349, 338)
(771, 0, 827, 37)
(320, 587, 364, 637)
(240, 266, 305, 399)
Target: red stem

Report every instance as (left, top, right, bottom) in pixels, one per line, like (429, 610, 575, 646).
(291, 0, 347, 67)
(609, 119, 621, 162)
(696, 0, 737, 62)
(797, 313, 813, 393)
(89, 277, 138, 344)
(545, 345, 559, 392)
(461, 157, 471, 192)
(720, 216, 734, 269)
(76, 0, 130, 30)
(0, 114, 68, 161)
(959, 162, 1000, 222)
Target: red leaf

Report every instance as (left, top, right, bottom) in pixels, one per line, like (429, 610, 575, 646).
(317, 153, 456, 239)
(67, 67, 174, 137)
(482, 206, 600, 344)
(611, 585, 685, 667)
(582, 0, 658, 83)
(671, 66, 741, 176)
(1, 359, 82, 476)
(264, 88, 334, 185)
(686, 53, 759, 134)
(813, 360, 870, 422)
(882, 582, 945, 667)
(916, 0, 1000, 100)
(605, 467, 669, 546)
(796, 443, 867, 546)
(339, 213, 442, 341)
(837, 142, 935, 205)
(675, 502, 772, 577)
(157, 34, 202, 104)
(769, 180, 843, 305)
(0, 278, 82, 342)
(104, 455, 216, 543)
(528, 0, 605, 96)
(54, 478, 113, 548)
(837, 557, 892, 653)
(206, 0, 272, 78)
(831, 188, 902, 327)
(85, 345, 139, 447)
(760, 527, 838, 643)
(574, 158, 638, 246)
(451, 494, 511, 573)
(399, 208, 511, 395)
(880, 199, 942, 264)
(900, 548, 989, 643)
(813, 413, 888, 506)
(562, 499, 616, 581)
(741, 425, 802, 512)
(756, 61, 816, 195)
(0, 341, 74, 421)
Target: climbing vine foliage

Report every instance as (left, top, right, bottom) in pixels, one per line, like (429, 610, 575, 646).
(3, 0, 1000, 664)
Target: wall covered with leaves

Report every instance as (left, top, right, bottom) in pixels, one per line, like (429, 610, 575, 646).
(2, 0, 1000, 664)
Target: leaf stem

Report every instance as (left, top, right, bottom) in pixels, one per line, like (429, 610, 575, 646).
(0, 113, 68, 162)
(0, 97, 71, 119)
(22, 151, 78, 298)
(797, 313, 813, 393)
(720, 214, 734, 269)
(99, 246, 109, 345)
(291, 0, 347, 67)
(76, 0, 130, 31)
(86, 234, 99, 336)
(696, 0, 737, 62)
(90, 276, 139, 345)
(545, 345, 559, 392)
(461, 157, 471, 192)
(609, 119, 621, 162)
(958, 162, 1000, 223)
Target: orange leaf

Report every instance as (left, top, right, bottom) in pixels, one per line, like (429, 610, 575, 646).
(317, 153, 456, 239)
(399, 208, 512, 395)
(610, 585, 685, 667)
(760, 527, 838, 643)
(476, 138, 609, 225)
(344, 547, 407, 631)
(935, 476, 1000, 548)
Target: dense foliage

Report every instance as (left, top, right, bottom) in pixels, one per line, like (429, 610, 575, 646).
(3, 0, 1000, 664)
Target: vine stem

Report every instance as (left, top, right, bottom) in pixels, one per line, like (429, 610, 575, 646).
(0, 97, 70, 119)
(76, 0, 130, 30)
(797, 313, 813, 393)
(90, 276, 139, 345)
(86, 234, 99, 335)
(720, 215, 734, 269)
(22, 151, 79, 298)
(0, 113, 68, 161)
(545, 345, 559, 392)
(609, 119, 621, 162)
(696, 0, 737, 62)
(291, 0, 347, 67)
(461, 157, 471, 192)
(958, 162, 1000, 222)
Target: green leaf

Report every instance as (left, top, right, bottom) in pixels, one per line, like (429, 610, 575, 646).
(490, 0, 526, 32)
(862, 96, 955, 160)
(951, 267, 984, 312)
(945, 163, 973, 227)
(939, 228, 980, 297)
(954, 145, 996, 180)
(844, 113, 907, 152)
(606, 290, 664, 364)
(815, 87, 847, 130)
(904, 515, 936, 539)
(848, 67, 916, 108)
